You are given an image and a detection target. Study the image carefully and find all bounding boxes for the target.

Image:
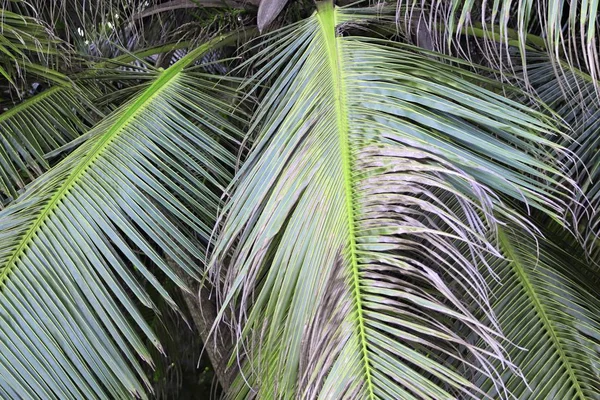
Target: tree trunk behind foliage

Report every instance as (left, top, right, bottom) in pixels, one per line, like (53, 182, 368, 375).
(169, 261, 235, 393)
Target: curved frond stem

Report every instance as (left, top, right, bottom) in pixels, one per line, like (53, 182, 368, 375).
(0, 34, 234, 288)
(317, 2, 374, 397)
(498, 228, 585, 399)
(475, 226, 600, 398)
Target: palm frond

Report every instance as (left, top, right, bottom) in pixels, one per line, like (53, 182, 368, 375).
(0, 43, 185, 206)
(0, 85, 101, 203)
(475, 226, 600, 399)
(524, 53, 600, 254)
(83, 40, 238, 110)
(0, 33, 244, 398)
(0, 9, 67, 91)
(210, 4, 574, 398)
(398, 1, 600, 86)
(0, 40, 219, 206)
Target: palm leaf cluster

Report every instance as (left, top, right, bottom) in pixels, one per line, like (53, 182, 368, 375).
(210, 4, 583, 398)
(521, 53, 600, 255)
(0, 9, 68, 93)
(398, 0, 599, 81)
(0, 0, 599, 399)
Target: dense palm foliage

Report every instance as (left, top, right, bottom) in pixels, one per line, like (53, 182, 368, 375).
(0, 0, 599, 399)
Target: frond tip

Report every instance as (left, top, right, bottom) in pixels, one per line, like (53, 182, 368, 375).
(397, 0, 600, 86)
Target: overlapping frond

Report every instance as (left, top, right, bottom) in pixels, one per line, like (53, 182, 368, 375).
(8, 0, 138, 43)
(523, 53, 600, 254)
(398, 0, 599, 86)
(0, 34, 244, 398)
(84, 41, 238, 111)
(475, 226, 600, 399)
(0, 85, 101, 203)
(0, 9, 67, 90)
(210, 4, 573, 398)
(0, 42, 192, 206)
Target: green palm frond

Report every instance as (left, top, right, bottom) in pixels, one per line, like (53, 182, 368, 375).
(8, 0, 135, 42)
(210, 4, 574, 398)
(398, 0, 599, 84)
(475, 226, 600, 399)
(523, 53, 600, 254)
(0, 9, 68, 90)
(82, 41, 228, 111)
(0, 33, 243, 398)
(0, 42, 190, 206)
(0, 85, 102, 202)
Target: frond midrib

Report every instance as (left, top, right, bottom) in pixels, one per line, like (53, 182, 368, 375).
(498, 228, 585, 399)
(0, 34, 234, 288)
(316, 3, 375, 398)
